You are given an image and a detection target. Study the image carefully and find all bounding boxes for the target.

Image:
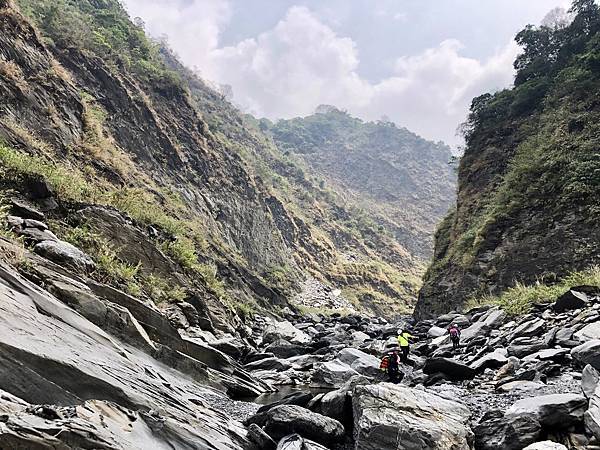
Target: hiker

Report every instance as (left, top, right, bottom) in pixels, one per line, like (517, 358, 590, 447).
(397, 329, 413, 363)
(380, 350, 403, 384)
(448, 323, 461, 351)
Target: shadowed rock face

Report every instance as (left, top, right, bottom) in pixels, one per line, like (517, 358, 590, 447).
(0, 262, 251, 449)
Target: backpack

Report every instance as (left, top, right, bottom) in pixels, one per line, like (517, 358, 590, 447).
(379, 355, 390, 372)
(449, 327, 460, 338)
(388, 353, 399, 371)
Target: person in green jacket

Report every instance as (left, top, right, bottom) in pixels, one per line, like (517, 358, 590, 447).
(397, 329, 413, 363)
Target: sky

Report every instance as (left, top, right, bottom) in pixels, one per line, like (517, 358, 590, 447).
(123, 0, 572, 147)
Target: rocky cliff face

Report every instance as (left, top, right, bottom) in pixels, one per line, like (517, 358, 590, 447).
(416, 2, 600, 319)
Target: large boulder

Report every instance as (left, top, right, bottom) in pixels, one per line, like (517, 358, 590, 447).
(506, 394, 587, 428)
(554, 289, 589, 313)
(424, 358, 476, 380)
(352, 384, 473, 450)
(571, 340, 600, 370)
(245, 405, 344, 447)
(473, 409, 541, 450)
(264, 321, 311, 346)
(34, 240, 95, 272)
(312, 359, 361, 388)
(336, 348, 381, 378)
(245, 357, 292, 372)
(318, 375, 371, 424)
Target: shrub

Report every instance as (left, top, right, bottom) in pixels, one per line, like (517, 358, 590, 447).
(467, 265, 600, 316)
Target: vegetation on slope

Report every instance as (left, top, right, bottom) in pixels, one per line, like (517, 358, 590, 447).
(418, 0, 600, 317)
(266, 108, 456, 261)
(2, 0, 436, 317)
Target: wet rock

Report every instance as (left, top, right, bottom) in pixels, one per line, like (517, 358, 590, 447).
(245, 405, 344, 447)
(34, 240, 96, 272)
(353, 384, 473, 450)
(506, 394, 587, 428)
(474, 409, 541, 450)
(424, 357, 476, 380)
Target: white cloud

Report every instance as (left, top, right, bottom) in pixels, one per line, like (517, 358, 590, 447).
(124, 0, 231, 77)
(123, 1, 519, 146)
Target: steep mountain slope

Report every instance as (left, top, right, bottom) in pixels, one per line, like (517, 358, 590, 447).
(416, 0, 600, 319)
(0, 0, 450, 318)
(267, 108, 456, 260)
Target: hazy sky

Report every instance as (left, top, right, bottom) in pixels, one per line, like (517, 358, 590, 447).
(123, 0, 571, 146)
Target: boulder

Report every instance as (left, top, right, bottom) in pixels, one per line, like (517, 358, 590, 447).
(257, 392, 314, 414)
(318, 375, 370, 424)
(428, 326, 447, 338)
(574, 322, 600, 342)
(473, 409, 541, 450)
(336, 348, 380, 378)
(497, 380, 545, 393)
(461, 307, 506, 343)
(10, 199, 45, 221)
(508, 340, 546, 358)
(245, 357, 292, 372)
(265, 340, 310, 359)
(523, 348, 569, 362)
(582, 364, 600, 398)
(248, 423, 277, 450)
(423, 358, 476, 380)
(470, 348, 508, 371)
(264, 321, 311, 346)
(276, 434, 329, 450)
(312, 359, 361, 388)
(353, 384, 473, 450)
(554, 290, 588, 313)
(245, 405, 344, 446)
(571, 340, 600, 370)
(522, 442, 568, 450)
(494, 356, 521, 380)
(509, 318, 546, 341)
(506, 394, 587, 428)
(34, 240, 96, 272)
